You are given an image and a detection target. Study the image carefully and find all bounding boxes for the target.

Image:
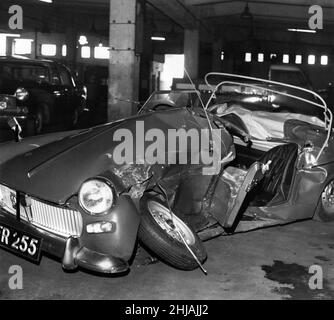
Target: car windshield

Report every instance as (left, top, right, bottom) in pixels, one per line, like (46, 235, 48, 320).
(0, 62, 50, 84)
(206, 74, 324, 119)
(205, 72, 332, 163)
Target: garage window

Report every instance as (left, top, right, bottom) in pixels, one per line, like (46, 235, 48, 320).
(258, 53, 264, 62)
(41, 44, 57, 56)
(308, 55, 316, 65)
(94, 46, 110, 59)
(283, 54, 289, 64)
(270, 53, 277, 61)
(295, 55, 302, 64)
(62, 45, 67, 57)
(321, 55, 328, 66)
(221, 51, 224, 61)
(245, 53, 252, 62)
(13, 39, 33, 55)
(81, 46, 91, 59)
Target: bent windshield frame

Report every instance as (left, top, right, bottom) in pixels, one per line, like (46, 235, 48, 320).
(204, 72, 333, 164)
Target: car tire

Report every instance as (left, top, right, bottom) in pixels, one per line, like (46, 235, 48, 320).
(314, 180, 334, 222)
(138, 194, 207, 270)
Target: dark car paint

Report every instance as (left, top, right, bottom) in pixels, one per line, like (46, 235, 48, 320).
(0, 107, 233, 272)
(0, 88, 333, 274)
(0, 58, 85, 132)
(0, 108, 231, 204)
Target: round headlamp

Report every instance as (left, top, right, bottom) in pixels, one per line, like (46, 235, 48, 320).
(15, 87, 29, 101)
(78, 179, 114, 215)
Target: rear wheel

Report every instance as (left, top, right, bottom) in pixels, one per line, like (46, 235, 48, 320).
(138, 194, 207, 270)
(314, 181, 334, 222)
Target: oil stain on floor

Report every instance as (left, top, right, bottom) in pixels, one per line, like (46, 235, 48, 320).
(262, 260, 334, 300)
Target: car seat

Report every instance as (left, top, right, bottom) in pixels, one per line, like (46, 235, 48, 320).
(250, 143, 298, 206)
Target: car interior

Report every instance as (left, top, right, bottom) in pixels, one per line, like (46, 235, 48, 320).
(209, 100, 325, 214)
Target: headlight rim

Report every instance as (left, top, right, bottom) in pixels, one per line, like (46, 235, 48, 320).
(78, 177, 116, 216)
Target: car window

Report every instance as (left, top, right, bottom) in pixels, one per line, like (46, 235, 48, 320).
(59, 67, 73, 87)
(0, 62, 50, 83)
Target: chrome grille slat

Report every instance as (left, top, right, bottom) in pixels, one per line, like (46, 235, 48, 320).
(29, 198, 82, 237)
(1, 184, 82, 237)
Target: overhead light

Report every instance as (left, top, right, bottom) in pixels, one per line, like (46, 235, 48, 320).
(62, 44, 67, 57)
(240, 3, 253, 20)
(308, 55, 316, 65)
(151, 36, 166, 41)
(245, 52, 252, 62)
(321, 55, 328, 66)
(39, 0, 53, 3)
(295, 55, 302, 64)
(78, 35, 88, 45)
(258, 53, 264, 62)
(0, 33, 21, 37)
(288, 28, 316, 34)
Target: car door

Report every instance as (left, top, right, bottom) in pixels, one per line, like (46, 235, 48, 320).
(49, 64, 68, 123)
(57, 65, 76, 122)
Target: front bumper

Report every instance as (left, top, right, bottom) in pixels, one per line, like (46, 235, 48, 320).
(0, 208, 129, 274)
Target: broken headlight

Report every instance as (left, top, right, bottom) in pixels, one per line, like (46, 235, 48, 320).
(78, 178, 115, 215)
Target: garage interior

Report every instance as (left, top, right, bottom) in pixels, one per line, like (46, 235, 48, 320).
(0, 0, 334, 300)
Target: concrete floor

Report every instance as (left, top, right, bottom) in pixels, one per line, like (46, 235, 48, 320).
(0, 219, 334, 300)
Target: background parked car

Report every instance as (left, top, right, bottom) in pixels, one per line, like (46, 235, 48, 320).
(0, 57, 87, 137)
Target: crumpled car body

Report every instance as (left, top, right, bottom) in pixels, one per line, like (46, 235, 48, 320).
(0, 72, 333, 275)
(0, 106, 233, 273)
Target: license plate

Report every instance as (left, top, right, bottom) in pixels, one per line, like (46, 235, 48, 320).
(0, 222, 42, 262)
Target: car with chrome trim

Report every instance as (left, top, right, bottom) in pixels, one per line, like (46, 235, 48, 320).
(0, 73, 333, 275)
(0, 56, 87, 136)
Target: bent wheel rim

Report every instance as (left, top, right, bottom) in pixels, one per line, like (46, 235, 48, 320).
(147, 200, 196, 246)
(322, 181, 334, 216)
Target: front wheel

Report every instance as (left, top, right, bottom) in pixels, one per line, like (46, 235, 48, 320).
(138, 194, 207, 270)
(314, 180, 334, 222)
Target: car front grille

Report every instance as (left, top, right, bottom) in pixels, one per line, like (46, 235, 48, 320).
(29, 198, 83, 237)
(0, 184, 83, 237)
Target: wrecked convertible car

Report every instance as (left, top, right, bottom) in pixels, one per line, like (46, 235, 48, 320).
(0, 73, 333, 275)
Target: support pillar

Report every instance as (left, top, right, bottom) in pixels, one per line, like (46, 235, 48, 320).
(184, 29, 199, 79)
(65, 14, 78, 71)
(65, 27, 78, 71)
(108, 0, 139, 121)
